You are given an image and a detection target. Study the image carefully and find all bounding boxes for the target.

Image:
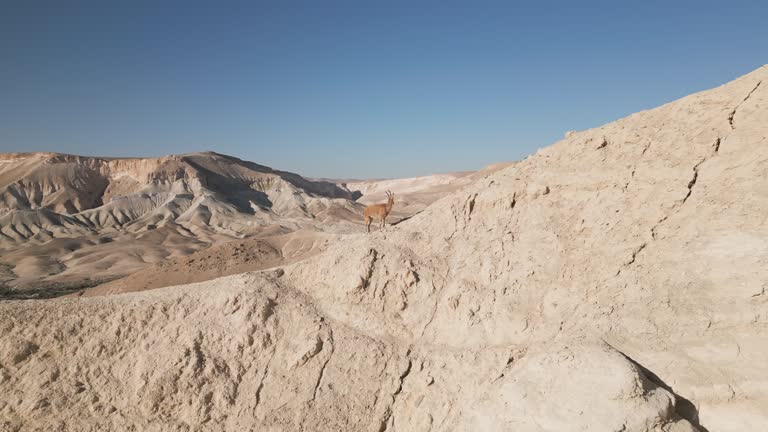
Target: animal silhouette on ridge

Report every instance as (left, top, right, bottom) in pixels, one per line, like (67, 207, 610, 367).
(363, 190, 395, 233)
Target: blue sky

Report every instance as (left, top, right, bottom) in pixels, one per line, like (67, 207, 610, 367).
(1, 1, 766, 178)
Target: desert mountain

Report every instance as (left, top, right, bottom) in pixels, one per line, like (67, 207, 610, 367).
(0, 151, 368, 296)
(1, 66, 767, 431)
(0, 151, 362, 237)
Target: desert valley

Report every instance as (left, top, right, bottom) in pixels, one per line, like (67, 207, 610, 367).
(0, 151, 482, 298)
(1, 65, 767, 431)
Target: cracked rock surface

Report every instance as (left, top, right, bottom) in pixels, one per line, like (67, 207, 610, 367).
(2, 66, 768, 431)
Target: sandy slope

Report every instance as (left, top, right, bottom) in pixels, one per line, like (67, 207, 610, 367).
(77, 229, 336, 296)
(2, 66, 768, 431)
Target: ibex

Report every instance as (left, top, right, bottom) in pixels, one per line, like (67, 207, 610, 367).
(363, 190, 395, 233)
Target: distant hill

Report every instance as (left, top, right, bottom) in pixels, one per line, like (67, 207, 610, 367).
(0, 151, 364, 295)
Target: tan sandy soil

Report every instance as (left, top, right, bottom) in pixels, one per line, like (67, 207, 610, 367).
(77, 229, 336, 296)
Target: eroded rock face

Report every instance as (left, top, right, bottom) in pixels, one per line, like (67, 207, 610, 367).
(283, 65, 768, 430)
(1, 66, 767, 431)
(453, 343, 695, 432)
(0, 275, 408, 432)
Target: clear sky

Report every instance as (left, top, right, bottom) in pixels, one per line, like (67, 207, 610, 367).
(1, 1, 766, 178)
